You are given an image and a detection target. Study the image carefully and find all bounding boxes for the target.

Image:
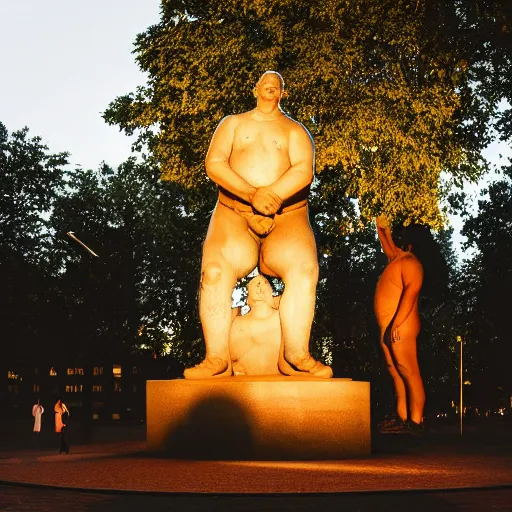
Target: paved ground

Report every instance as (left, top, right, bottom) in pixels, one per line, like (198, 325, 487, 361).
(1, 484, 512, 512)
(0, 419, 510, 510)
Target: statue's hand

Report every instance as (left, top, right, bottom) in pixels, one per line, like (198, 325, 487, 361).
(251, 187, 282, 215)
(391, 324, 401, 343)
(376, 215, 390, 230)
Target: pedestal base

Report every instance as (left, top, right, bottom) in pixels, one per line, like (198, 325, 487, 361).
(146, 376, 370, 459)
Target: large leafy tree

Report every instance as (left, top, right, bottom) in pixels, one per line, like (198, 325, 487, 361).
(457, 167, 512, 406)
(103, 0, 510, 227)
(48, 159, 210, 366)
(0, 122, 68, 370)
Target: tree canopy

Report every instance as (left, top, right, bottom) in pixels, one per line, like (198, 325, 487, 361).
(104, 0, 510, 228)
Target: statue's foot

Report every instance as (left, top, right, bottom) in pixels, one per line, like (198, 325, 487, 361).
(232, 361, 246, 377)
(183, 357, 231, 380)
(279, 352, 333, 379)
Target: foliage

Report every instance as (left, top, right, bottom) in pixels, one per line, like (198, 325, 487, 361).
(0, 122, 68, 364)
(457, 167, 512, 398)
(102, 0, 511, 227)
(48, 159, 210, 364)
(0, 122, 68, 263)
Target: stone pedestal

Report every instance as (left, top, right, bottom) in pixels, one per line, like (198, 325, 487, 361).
(146, 376, 370, 460)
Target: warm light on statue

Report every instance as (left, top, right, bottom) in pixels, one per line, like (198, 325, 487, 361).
(229, 275, 281, 376)
(184, 71, 332, 380)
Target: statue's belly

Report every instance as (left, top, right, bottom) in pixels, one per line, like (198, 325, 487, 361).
(230, 143, 290, 187)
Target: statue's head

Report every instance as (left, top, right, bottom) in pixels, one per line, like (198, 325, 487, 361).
(392, 223, 430, 253)
(253, 71, 285, 100)
(247, 274, 276, 309)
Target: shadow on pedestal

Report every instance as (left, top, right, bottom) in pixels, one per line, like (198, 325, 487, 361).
(147, 377, 371, 460)
(162, 394, 255, 460)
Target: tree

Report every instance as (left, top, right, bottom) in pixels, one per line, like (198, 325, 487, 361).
(0, 122, 68, 368)
(46, 157, 212, 371)
(0, 122, 67, 263)
(458, 167, 512, 405)
(103, 0, 508, 228)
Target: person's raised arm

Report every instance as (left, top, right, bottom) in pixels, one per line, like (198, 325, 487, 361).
(376, 215, 400, 261)
(266, 122, 314, 202)
(205, 116, 256, 203)
(391, 256, 423, 341)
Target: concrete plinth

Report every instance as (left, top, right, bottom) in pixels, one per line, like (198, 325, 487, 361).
(146, 376, 370, 460)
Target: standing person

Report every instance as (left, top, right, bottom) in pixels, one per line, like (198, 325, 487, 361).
(54, 398, 70, 454)
(32, 398, 44, 447)
(374, 216, 425, 436)
(184, 70, 332, 380)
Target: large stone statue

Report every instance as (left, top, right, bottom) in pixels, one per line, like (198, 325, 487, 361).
(229, 275, 281, 376)
(374, 216, 425, 435)
(184, 71, 332, 380)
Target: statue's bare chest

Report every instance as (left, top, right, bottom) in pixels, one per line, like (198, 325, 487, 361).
(233, 122, 289, 152)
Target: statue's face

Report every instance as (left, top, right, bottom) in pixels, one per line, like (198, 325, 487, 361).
(255, 73, 283, 102)
(247, 275, 274, 307)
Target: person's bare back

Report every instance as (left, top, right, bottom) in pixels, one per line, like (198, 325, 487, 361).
(374, 216, 425, 430)
(374, 252, 420, 330)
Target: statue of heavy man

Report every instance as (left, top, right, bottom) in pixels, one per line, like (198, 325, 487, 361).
(184, 71, 332, 380)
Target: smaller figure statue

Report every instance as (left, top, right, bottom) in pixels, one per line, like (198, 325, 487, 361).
(374, 216, 425, 436)
(229, 275, 282, 376)
(183, 70, 332, 380)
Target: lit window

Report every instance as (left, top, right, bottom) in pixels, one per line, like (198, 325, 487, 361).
(65, 385, 72, 393)
(77, 368, 84, 375)
(113, 365, 122, 378)
(49, 368, 57, 376)
(92, 385, 103, 393)
(114, 382, 122, 392)
(67, 368, 75, 375)
(99, 367, 104, 375)
(7, 371, 18, 380)
(33, 384, 40, 393)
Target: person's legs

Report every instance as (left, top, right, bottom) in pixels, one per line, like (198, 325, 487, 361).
(380, 336, 408, 422)
(260, 208, 331, 378)
(391, 332, 425, 425)
(60, 427, 69, 453)
(185, 204, 259, 379)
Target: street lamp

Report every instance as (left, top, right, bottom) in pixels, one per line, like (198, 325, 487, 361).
(457, 335, 463, 436)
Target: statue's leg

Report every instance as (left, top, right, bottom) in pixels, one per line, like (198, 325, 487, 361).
(391, 325, 425, 424)
(380, 332, 408, 422)
(184, 204, 259, 380)
(260, 208, 332, 378)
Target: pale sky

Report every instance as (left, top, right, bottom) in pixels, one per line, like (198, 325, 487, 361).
(1, 0, 510, 256)
(0, 0, 161, 169)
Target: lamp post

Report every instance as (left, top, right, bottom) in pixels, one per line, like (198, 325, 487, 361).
(457, 335, 463, 436)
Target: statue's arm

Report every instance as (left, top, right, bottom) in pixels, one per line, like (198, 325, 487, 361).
(376, 216, 399, 261)
(392, 256, 423, 329)
(231, 306, 241, 322)
(267, 122, 314, 201)
(205, 116, 256, 202)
